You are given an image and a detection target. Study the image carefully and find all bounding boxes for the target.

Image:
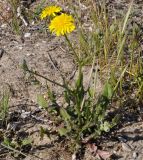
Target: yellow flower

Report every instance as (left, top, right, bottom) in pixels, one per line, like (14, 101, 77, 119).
(49, 13, 76, 36)
(40, 6, 62, 20)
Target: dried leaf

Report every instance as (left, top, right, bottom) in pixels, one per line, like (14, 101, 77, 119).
(97, 149, 112, 160)
(88, 143, 98, 153)
(88, 143, 112, 160)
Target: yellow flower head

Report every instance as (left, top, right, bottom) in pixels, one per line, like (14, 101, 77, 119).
(40, 6, 62, 20)
(49, 13, 76, 36)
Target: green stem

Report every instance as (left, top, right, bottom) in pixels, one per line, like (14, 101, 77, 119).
(26, 68, 66, 89)
(64, 34, 81, 64)
(1, 143, 43, 160)
(1, 143, 27, 157)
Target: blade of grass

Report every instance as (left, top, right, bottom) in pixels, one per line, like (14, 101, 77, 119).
(122, 0, 133, 34)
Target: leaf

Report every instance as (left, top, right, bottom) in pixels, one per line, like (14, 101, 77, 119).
(64, 91, 70, 104)
(34, 0, 46, 16)
(58, 127, 69, 136)
(60, 108, 71, 121)
(97, 149, 112, 160)
(112, 114, 120, 127)
(3, 137, 11, 146)
(96, 104, 102, 115)
(22, 59, 29, 71)
(40, 126, 46, 140)
(103, 121, 111, 132)
(21, 138, 31, 146)
(102, 82, 113, 99)
(47, 86, 55, 102)
(100, 121, 111, 132)
(88, 143, 98, 153)
(0, 91, 9, 121)
(98, 114, 104, 122)
(88, 144, 112, 160)
(122, 0, 133, 34)
(37, 95, 48, 109)
(76, 67, 83, 89)
(40, 126, 51, 140)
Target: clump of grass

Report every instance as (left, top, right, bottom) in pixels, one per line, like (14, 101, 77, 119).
(0, 90, 9, 125)
(74, 0, 142, 98)
(7, 0, 31, 34)
(6, 0, 21, 34)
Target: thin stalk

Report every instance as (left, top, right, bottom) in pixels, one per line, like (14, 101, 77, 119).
(1, 143, 27, 157)
(1, 143, 43, 160)
(26, 68, 66, 89)
(113, 65, 128, 94)
(122, 0, 133, 34)
(64, 34, 81, 64)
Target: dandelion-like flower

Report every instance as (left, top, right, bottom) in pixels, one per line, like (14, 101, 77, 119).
(49, 13, 76, 36)
(40, 6, 62, 20)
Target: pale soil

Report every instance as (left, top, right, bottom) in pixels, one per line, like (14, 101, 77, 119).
(0, 0, 143, 160)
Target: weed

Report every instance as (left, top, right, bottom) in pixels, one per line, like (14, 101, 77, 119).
(6, 0, 21, 34)
(2, 136, 31, 158)
(22, 0, 142, 152)
(23, 59, 124, 150)
(33, 0, 47, 18)
(0, 90, 9, 125)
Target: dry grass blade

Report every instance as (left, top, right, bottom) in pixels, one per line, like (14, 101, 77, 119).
(122, 0, 134, 34)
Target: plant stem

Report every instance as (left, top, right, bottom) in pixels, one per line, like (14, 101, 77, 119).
(64, 34, 81, 64)
(1, 143, 43, 160)
(1, 143, 27, 157)
(26, 69, 66, 89)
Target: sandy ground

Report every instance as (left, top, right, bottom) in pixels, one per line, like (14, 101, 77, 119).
(0, 0, 143, 159)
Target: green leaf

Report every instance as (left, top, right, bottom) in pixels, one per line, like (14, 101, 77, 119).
(21, 138, 31, 146)
(34, 0, 46, 16)
(47, 87, 56, 103)
(40, 126, 51, 140)
(3, 137, 11, 146)
(60, 108, 71, 121)
(98, 114, 104, 122)
(64, 91, 70, 104)
(22, 59, 29, 71)
(112, 114, 120, 127)
(58, 127, 69, 136)
(102, 82, 113, 99)
(76, 67, 83, 89)
(96, 104, 102, 115)
(37, 95, 48, 109)
(103, 121, 111, 132)
(0, 91, 9, 121)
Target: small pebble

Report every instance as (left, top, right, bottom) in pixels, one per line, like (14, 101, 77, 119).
(21, 111, 31, 119)
(72, 153, 77, 160)
(133, 152, 138, 159)
(18, 46, 23, 50)
(24, 32, 31, 38)
(42, 41, 46, 44)
(117, 135, 127, 142)
(1, 24, 7, 28)
(31, 21, 35, 25)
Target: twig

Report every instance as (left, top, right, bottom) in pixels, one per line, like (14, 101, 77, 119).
(1, 143, 27, 157)
(1, 143, 44, 160)
(17, 6, 29, 26)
